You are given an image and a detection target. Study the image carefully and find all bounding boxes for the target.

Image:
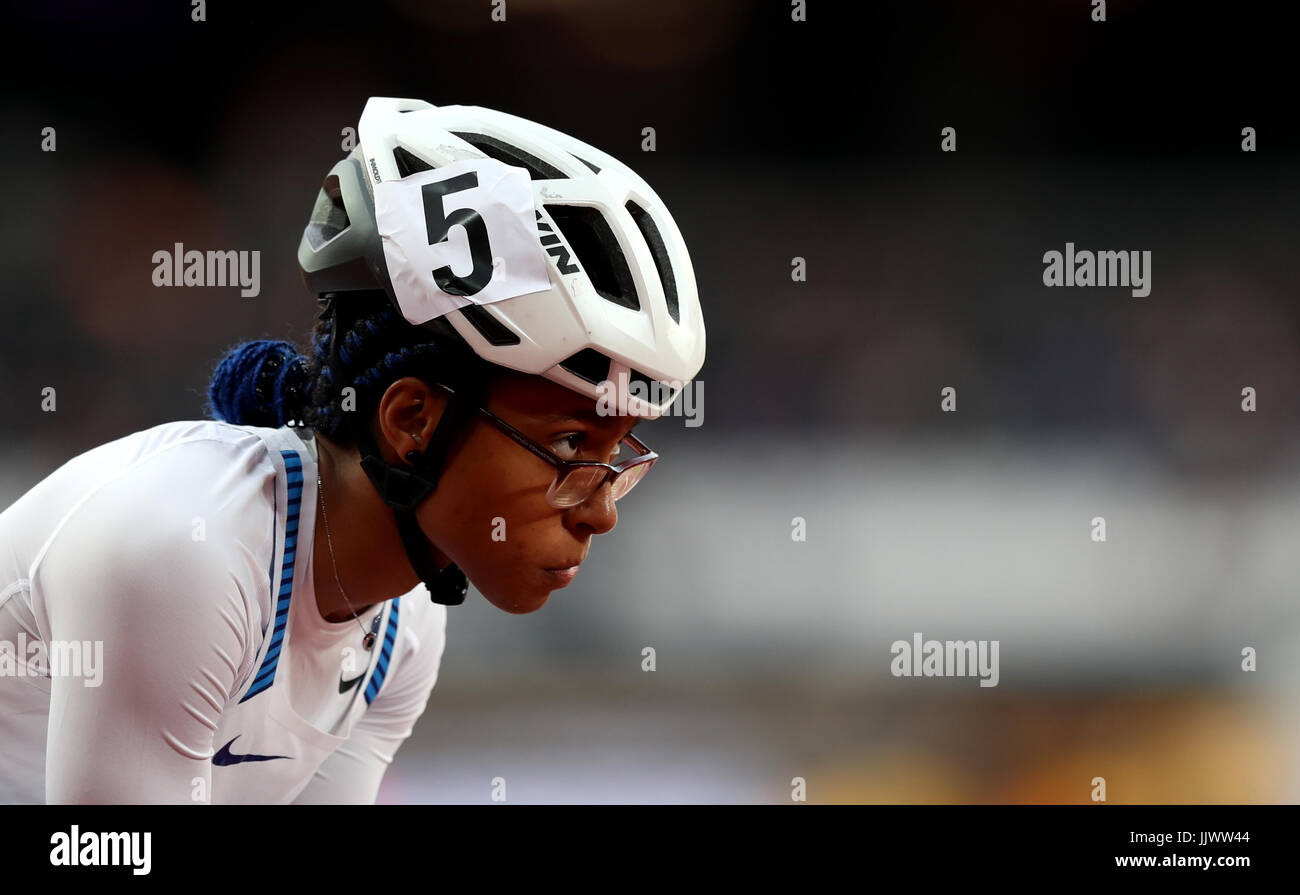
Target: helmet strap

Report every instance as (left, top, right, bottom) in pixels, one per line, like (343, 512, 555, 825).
(326, 293, 486, 607)
(353, 370, 487, 607)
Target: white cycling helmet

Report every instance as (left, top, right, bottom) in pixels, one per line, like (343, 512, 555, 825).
(298, 96, 705, 418)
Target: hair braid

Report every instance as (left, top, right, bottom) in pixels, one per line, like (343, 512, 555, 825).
(207, 291, 496, 443)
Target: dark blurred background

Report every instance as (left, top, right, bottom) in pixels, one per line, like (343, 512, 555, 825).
(2, 0, 1298, 802)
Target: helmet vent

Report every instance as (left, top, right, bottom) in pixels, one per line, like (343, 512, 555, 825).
(544, 205, 640, 311)
(393, 146, 436, 177)
(304, 174, 350, 250)
(457, 305, 521, 347)
(625, 200, 679, 324)
(451, 132, 567, 180)
(625, 367, 668, 402)
(558, 348, 610, 385)
(573, 155, 602, 174)
(558, 351, 669, 404)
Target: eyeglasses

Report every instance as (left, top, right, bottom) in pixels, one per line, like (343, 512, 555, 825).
(430, 382, 658, 509)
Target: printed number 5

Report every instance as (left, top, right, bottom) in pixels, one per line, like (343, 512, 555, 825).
(422, 172, 494, 297)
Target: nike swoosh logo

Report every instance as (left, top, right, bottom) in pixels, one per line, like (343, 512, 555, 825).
(213, 735, 291, 766)
(339, 672, 365, 694)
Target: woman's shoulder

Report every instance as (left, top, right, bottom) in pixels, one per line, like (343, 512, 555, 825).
(58, 421, 281, 516)
(20, 419, 287, 491)
(19, 421, 305, 654)
(100, 418, 300, 469)
(18, 420, 303, 590)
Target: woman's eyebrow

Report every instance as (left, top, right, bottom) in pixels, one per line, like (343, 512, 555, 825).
(536, 410, 643, 432)
(537, 410, 608, 425)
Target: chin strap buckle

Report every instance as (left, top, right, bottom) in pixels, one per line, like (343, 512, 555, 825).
(394, 509, 468, 605)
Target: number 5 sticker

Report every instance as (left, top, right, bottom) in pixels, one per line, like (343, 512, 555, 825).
(375, 156, 552, 324)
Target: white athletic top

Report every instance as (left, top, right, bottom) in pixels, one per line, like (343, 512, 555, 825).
(0, 420, 447, 804)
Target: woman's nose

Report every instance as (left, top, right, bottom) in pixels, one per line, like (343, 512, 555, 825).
(564, 480, 618, 535)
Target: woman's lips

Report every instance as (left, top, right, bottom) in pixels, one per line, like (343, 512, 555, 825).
(544, 565, 580, 587)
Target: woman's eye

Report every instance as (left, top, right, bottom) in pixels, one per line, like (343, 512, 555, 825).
(551, 433, 584, 459)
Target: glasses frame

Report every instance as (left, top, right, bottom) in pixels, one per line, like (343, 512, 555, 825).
(429, 381, 658, 508)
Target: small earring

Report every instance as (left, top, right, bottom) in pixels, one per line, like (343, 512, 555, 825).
(405, 450, 420, 463)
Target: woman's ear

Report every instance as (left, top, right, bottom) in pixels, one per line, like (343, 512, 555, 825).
(373, 377, 449, 465)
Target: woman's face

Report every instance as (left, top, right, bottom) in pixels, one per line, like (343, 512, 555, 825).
(411, 371, 643, 614)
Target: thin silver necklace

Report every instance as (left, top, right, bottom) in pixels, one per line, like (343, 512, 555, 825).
(317, 464, 379, 651)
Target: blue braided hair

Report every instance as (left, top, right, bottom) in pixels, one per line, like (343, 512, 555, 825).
(206, 292, 495, 443)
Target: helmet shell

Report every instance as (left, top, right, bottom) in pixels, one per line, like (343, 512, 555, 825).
(298, 97, 705, 418)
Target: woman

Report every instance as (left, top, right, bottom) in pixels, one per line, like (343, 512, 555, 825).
(0, 97, 705, 804)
